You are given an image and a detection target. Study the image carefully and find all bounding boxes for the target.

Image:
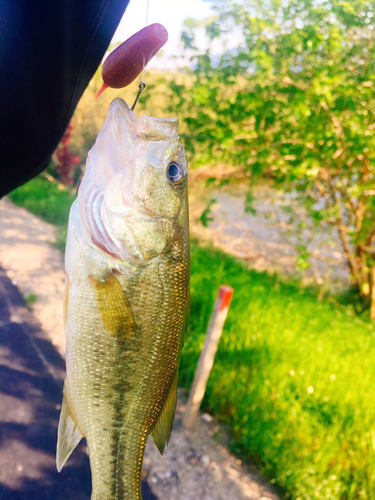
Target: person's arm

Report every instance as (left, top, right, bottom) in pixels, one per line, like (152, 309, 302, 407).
(0, 0, 130, 198)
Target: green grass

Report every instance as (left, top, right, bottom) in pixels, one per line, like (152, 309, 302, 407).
(8, 177, 375, 499)
(25, 293, 37, 304)
(182, 243, 375, 499)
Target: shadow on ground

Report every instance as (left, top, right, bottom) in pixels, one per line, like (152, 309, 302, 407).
(0, 267, 156, 500)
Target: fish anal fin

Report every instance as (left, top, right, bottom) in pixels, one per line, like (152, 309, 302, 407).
(56, 391, 83, 472)
(90, 273, 136, 338)
(151, 370, 178, 455)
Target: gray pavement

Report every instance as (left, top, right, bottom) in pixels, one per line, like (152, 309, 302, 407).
(0, 266, 156, 500)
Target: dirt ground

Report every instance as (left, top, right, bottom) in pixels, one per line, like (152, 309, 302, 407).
(0, 197, 279, 500)
(0, 199, 66, 353)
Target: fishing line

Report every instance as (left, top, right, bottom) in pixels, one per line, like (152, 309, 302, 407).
(141, 0, 150, 83)
(132, 0, 150, 110)
(145, 0, 149, 29)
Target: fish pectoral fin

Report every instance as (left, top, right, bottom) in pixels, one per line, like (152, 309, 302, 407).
(56, 392, 83, 472)
(91, 273, 136, 338)
(151, 369, 178, 455)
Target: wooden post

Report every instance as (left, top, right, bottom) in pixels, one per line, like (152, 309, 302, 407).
(183, 285, 233, 429)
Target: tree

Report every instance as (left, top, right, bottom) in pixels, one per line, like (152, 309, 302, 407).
(173, 0, 375, 317)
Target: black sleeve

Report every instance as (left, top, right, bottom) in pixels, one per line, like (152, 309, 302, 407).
(0, 0, 130, 198)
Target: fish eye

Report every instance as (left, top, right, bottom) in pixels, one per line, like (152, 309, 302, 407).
(167, 161, 186, 186)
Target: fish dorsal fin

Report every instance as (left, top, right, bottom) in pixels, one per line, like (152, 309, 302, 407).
(56, 391, 84, 472)
(151, 369, 178, 455)
(91, 273, 136, 338)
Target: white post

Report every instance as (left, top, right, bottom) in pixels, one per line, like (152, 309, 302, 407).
(183, 285, 234, 429)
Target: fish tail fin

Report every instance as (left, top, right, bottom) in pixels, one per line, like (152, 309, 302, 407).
(151, 369, 178, 455)
(56, 390, 83, 472)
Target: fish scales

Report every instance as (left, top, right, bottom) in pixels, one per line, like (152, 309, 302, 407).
(57, 97, 190, 500)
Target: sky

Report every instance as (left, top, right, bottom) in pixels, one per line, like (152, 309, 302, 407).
(112, 0, 214, 68)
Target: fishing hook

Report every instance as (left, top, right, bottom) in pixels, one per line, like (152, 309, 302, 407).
(131, 82, 146, 111)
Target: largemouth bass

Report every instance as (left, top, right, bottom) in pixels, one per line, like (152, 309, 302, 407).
(56, 97, 190, 500)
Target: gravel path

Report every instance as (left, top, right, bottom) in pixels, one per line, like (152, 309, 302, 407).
(0, 198, 279, 500)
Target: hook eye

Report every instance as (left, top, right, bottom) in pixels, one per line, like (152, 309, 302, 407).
(131, 82, 146, 111)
